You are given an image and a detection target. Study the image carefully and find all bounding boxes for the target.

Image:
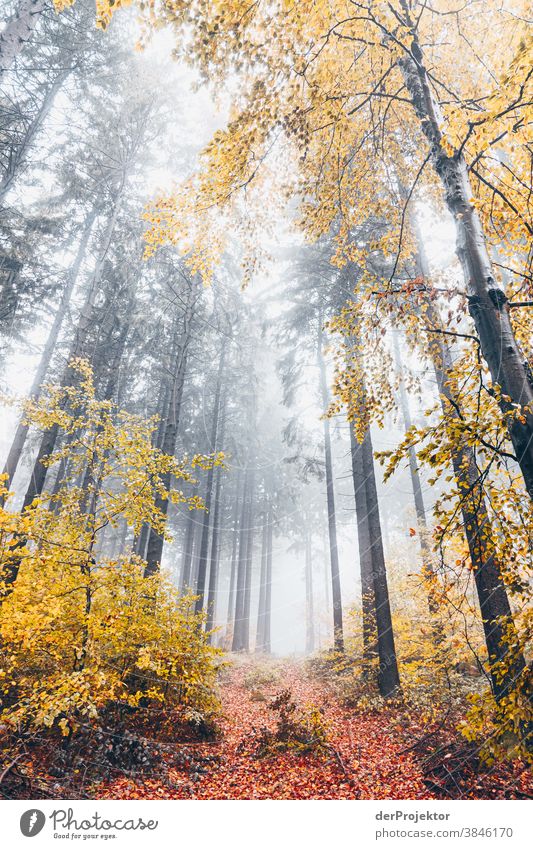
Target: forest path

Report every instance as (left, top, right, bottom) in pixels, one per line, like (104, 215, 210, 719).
(100, 657, 435, 799)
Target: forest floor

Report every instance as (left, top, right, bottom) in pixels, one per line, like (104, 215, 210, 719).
(95, 658, 531, 801)
(2, 657, 531, 800)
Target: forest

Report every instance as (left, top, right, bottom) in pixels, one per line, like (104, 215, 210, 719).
(0, 0, 531, 802)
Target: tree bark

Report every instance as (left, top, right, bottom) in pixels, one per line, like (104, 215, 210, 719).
(414, 235, 526, 699)
(0, 67, 71, 202)
(304, 528, 315, 654)
(194, 345, 226, 613)
(242, 469, 255, 651)
(317, 325, 344, 652)
(0, 255, 23, 335)
(21, 189, 124, 511)
(1, 210, 96, 502)
(359, 417, 401, 697)
(391, 331, 439, 618)
(133, 381, 170, 559)
(232, 468, 250, 652)
(225, 470, 241, 643)
(0, 0, 47, 79)
(143, 275, 197, 577)
(179, 488, 198, 593)
(205, 393, 227, 636)
(255, 509, 268, 652)
(263, 508, 273, 653)
(398, 4, 533, 499)
(349, 426, 377, 664)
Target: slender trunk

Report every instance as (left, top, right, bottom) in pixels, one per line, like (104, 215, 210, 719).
(415, 236, 526, 699)
(179, 490, 198, 593)
(317, 326, 344, 652)
(399, 5, 533, 499)
(0, 255, 23, 335)
(263, 508, 273, 654)
(0, 67, 71, 201)
(0, 0, 47, 79)
(324, 552, 330, 614)
(194, 345, 226, 613)
(232, 469, 250, 651)
(1, 211, 96, 502)
(144, 278, 197, 577)
(349, 426, 377, 664)
(109, 519, 128, 560)
(242, 470, 255, 651)
(134, 382, 170, 558)
(304, 528, 315, 654)
(255, 509, 268, 652)
(360, 419, 401, 697)
(205, 394, 227, 636)
(134, 522, 151, 561)
(22, 190, 124, 511)
(225, 471, 241, 641)
(391, 331, 439, 618)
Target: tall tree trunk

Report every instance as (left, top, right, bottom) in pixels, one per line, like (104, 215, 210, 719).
(194, 345, 226, 613)
(304, 528, 315, 654)
(263, 507, 273, 654)
(144, 277, 197, 577)
(255, 508, 268, 652)
(0, 66, 71, 202)
(0, 255, 23, 336)
(133, 382, 170, 559)
(232, 468, 250, 651)
(344, 321, 400, 695)
(0, 0, 47, 79)
(317, 325, 344, 652)
(242, 469, 255, 652)
(391, 331, 439, 618)
(1, 210, 96, 503)
(414, 234, 526, 699)
(21, 189, 124, 511)
(205, 393, 227, 636)
(359, 417, 401, 698)
(225, 470, 241, 642)
(398, 3, 533, 499)
(349, 426, 377, 665)
(179, 488, 198, 593)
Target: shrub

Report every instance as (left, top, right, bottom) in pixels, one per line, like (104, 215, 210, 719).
(0, 557, 221, 737)
(243, 689, 329, 757)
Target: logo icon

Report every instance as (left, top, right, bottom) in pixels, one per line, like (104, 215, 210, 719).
(20, 810, 46, 837)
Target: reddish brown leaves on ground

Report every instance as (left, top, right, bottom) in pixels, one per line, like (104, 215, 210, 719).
(97, 661, 532, 801)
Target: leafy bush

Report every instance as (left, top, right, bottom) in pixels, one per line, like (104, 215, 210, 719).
(0, 362, 222, 739)
(0, 555, 221, 736)
(243, 689, 329, 757)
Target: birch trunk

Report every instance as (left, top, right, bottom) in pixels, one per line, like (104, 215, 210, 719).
(0, 0, 47, 78)
(398, 3, 533, 499)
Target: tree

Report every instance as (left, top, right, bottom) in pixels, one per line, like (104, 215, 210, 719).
(135, 0, 533, 500)
(0, 0, 48, 79)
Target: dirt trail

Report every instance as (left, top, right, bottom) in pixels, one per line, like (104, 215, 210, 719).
(100, 659, 437, 800)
